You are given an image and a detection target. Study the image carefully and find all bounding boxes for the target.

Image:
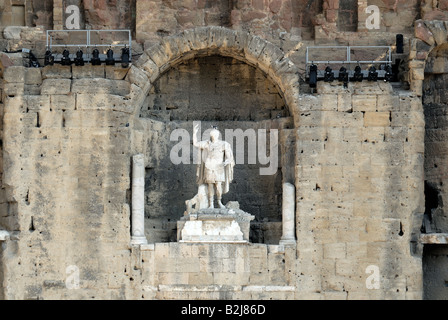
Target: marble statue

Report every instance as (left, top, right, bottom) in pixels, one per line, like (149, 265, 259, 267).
(178, 126, 255, 243)
(193, 124, 235, 209)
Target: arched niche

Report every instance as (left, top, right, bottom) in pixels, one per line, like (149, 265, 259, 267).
(412, 23, 448, 299)
(422, 43, 448, 234)
(126, 27, 300, 244)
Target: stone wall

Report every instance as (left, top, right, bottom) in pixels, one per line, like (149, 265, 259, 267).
(137, 243, 296, 300)
(423, 244, 448, 299)
(423, 72, 448, 233)
(136, 0, 323, 42)
(0, 0, 54, 29)
(295, 81, 424, 299)
(1, 64, 137, 299)
(0, 18, 433, 300)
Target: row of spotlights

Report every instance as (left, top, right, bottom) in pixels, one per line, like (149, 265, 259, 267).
(45, 47, 130, 68)
(309, 65, 394, 88)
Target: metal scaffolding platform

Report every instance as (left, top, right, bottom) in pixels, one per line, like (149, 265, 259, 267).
(45, 29, 132, 64)
(305, 46, 394, 80)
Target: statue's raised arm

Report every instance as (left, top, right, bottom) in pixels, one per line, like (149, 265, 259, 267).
(194, 126, 234, 209)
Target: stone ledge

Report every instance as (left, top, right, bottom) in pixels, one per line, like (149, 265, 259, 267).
(420, 233, 448, 244)
(146, 285, 295, 292)
(140, 243, 155, 251)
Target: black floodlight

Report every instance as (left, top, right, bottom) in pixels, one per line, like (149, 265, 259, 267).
(74, 48, 84, 66)
(121, 46, 130, 68)
(368, 66, 378, 81)
(352, 65, 363, 82)
(309, 64, 318, 88)
(28, 50, 40, 68)
(61, 48, 72, 66)
(91, 48, 101, 65)
(324, 66, 334, 82)
(338, 66, 349, 87)
(106, 48, 115, 65)
(384, 64, 393, 82)
(44, 49, 54, 66)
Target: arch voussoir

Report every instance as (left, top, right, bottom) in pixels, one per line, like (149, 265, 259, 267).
(411, 20, 448, 95)
(129, 26, 300, 117)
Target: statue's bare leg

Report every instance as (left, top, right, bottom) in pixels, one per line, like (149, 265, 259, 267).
(215, 183, 225, 209)
(208, 183, 215, 208)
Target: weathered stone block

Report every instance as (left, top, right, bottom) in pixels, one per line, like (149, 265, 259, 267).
(323, 243, 346, 259)
(377, 95, 400, 112)
(245, 35, 267, 65)
(51, 94, 76, 111)
(3, 26, 23, 40)
(71, 79, 130, 96)
(39, 110, 63, 128)
(320, 95, 338, 111)
(25, 95, 51, 111)
(4, 83, 24, 96)
(338, 93, 352, 112)
(145, 43, 172, 73)
(4, 66, 25, 83)
(127, 65, 149, 89)
(352, 95, 377, 112)
(42, 65, 72, 79)
(364, 112, 390, 127)
(4, 96, 25, 113)
(24, 84, 42, 95)
(25, 68, 43, 85)
(391, 111, 425, 128)
(105, 65, 130, 80)
(140, 56, 160, 82)
(41, 79, 71, 95)
(415, 20, 435, 46)
(76, 93, 125, 111)
(324, 111, 363, 127)
(72, 65, 105, 79)
(411, 68, 425, 81)
(426, 20, 447, 46)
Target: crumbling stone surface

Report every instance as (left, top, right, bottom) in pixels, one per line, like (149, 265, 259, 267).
(423, 244, 448, 299)
(0, 0, 445, 299)
(423, 73, 448, 234)
(295, 81, 424, 299)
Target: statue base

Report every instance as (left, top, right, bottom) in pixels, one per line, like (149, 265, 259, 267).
(177, 203, 255, 243)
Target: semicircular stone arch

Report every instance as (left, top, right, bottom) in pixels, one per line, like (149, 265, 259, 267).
(413, 20, 448, 299)
(126, 27, 300, 243)
(127, 26, 301, 119)
(410, 20, 448, 96)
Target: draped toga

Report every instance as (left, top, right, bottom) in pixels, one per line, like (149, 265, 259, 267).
(195, 140, 235, 194)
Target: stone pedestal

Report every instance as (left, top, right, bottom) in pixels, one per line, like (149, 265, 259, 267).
(177, 203, 254, 243)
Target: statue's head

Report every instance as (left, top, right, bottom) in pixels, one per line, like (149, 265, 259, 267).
(210, 127, 220, 142)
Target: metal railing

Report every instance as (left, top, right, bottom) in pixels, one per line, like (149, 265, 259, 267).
(46, 29, 132, 63)
(306, 46, 393, 78)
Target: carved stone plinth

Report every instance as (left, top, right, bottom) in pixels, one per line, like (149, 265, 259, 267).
(177, 203, 254, 243)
